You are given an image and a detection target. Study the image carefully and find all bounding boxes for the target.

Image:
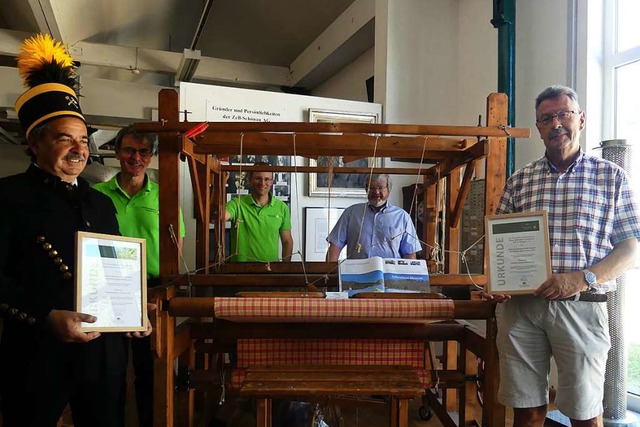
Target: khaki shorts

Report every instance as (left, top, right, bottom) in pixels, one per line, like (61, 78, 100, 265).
(496, 295, 610, 420)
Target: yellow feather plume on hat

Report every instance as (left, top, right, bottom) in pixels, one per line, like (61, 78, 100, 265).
(14, 33, 85, 138)
(17, 33, 77, 88)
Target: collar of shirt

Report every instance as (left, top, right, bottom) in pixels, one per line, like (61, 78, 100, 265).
(367, 202, 388, 213)
(111, 172, 151, 198)
(544, 150, 584, 174)
(30, 162, 78, 187)
(249, 192, 273, 208)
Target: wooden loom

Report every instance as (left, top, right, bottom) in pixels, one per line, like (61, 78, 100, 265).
(134, 89, 530, 426)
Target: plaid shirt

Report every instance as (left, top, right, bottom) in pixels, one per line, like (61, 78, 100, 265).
(496, 151, 640, 292)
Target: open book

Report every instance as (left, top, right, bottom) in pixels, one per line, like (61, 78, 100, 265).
(338, 257, 430, 297)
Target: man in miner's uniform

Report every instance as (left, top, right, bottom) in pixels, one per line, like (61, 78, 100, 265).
(0, 34, 151, 427)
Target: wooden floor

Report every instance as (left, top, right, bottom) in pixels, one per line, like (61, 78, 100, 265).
(213, 396, 495, 427)
(0, 396, 563, 427)
(212, 395, 561, 427)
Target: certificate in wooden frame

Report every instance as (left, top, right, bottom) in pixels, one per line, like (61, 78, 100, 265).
(75, 231, 148, 332)
(485, 211, 552, 295)
(308, 109, 381, 198)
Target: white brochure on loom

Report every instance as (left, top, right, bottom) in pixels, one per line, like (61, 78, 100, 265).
(338, 257, 430, 297)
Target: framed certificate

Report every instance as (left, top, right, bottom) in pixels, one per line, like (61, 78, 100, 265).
(485, 211, 552, 294)
(75, 231, 148, 332)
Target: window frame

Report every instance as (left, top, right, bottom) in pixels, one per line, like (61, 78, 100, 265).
(602, 0, 640, 413)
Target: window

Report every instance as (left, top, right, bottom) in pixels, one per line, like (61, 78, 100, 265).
(603, 0, 640, 411)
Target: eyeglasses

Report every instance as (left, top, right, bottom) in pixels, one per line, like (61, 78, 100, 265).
(367, 186, 388, 193)
(536, 110, 580, 126)
(119, 147, 153, 158)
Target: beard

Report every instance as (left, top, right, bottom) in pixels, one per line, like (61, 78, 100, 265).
(368, 198, 386, 208)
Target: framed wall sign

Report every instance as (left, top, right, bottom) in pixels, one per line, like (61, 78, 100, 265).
(75, 231, 148, 332)
(485, 211, 551, 294)
(308, 109, 381, 198)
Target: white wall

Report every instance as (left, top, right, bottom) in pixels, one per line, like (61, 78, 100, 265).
(458, 0, 498, 127)
(377, 0, 459, 125)
(313, 47, 375, 102)
(514, 0, 574, 170)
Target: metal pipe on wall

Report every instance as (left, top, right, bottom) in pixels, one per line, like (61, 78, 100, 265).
(491, 0, 516, 177)
(599, 139, 639, 426)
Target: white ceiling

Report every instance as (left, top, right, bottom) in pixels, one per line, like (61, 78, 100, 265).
(0, 0, 370, 86)
(0, 0, 376, 142)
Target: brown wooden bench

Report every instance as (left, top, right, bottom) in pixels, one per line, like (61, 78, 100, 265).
(237, 364, 425, 427)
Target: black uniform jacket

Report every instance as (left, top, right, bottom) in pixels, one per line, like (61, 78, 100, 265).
(0, 164, 127, 391)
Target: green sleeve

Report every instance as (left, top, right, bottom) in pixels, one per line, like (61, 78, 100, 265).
(178, 208, 186, 238)
(225, 196, 240, 221)
(280, 201, 291, 231)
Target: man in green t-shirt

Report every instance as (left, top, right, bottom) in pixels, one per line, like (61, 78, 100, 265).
(224, 162, 293, 262)
(93, 125, 185, 427)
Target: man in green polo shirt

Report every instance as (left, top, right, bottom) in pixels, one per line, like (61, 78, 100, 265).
(93, 125, 185, 427)
(225, 162, 293, 262)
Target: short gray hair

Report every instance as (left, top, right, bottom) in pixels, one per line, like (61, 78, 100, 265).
(535, 85, 580, 112)
(366, 173, 392, 190)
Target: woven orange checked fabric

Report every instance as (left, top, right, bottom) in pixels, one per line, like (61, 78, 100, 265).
(216, 297, 454, 389)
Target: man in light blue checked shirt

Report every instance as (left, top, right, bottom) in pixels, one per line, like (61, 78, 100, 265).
(485, 85, 640, 426)
(326, 174, 422, 261)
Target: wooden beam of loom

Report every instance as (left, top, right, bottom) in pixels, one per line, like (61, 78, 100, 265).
(180, 136, 208, 165)
(166, 298, 496, 320)
(166, 274, 338, 288)
(190, 133, 475, 159)
(192, 321, 471, 341)
(213, 261, 337, 274)
(221, 165, 435, 175)
(423, 140, 488, 187)
(449, 158, 480, 229)
(163, 273, 487, 288)
(133, 120, 530, 139)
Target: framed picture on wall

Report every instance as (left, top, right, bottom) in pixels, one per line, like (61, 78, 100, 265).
(304, 207, 345, 261)
(308, 109, 381, 198)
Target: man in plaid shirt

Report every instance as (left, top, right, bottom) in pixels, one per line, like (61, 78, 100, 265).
(486, 85, 640, 426)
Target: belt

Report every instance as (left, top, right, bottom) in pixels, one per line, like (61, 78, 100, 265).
(560, 291, 607, 303)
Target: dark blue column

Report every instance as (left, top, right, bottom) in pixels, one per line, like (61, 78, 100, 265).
(491, 0, 516, 176)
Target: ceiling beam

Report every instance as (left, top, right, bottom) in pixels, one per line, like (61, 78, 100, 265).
(0, 66, 165, 125)
(26, 0, 65, 42)
(288, 0, 375, 88)
(0, 29, 290, 88)
(0, 29, 29, 55)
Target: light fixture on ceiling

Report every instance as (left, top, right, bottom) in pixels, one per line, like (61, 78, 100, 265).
(175, 48, 201, 85)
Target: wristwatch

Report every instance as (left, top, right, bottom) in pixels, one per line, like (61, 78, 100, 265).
(581, 269, 598, 292)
